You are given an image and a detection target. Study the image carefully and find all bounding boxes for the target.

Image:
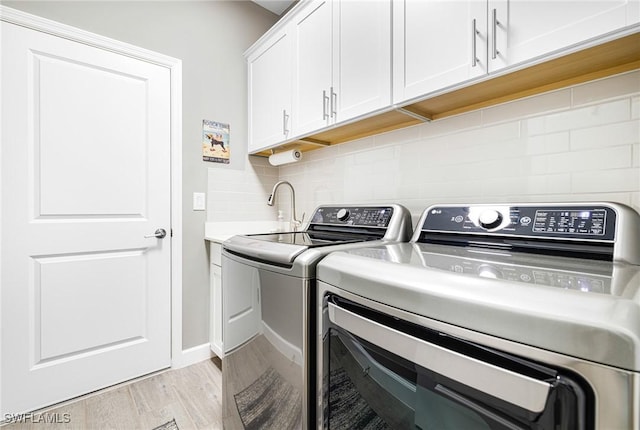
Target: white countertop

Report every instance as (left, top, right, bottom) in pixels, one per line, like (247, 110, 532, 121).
(204, 221, 281, 243)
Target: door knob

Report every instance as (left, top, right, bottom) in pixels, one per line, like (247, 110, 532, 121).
(145, 228, 167, 239)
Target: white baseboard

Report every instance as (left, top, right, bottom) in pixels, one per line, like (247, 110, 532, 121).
(171, 343, 215, 369)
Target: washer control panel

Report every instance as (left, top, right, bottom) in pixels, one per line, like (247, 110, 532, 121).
(311, 206, 394, 228)
(421, 204, 617, 241)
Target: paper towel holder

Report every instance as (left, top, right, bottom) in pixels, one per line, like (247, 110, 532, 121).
(268, 148, 303, 166)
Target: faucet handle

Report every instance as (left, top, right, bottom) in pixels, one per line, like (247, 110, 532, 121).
(292, 212, 305, 231)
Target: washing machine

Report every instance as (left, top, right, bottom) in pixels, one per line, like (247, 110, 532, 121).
(221, 204, 413, 429)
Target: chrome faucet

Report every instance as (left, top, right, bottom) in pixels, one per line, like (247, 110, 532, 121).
(268, 180, 304, 231)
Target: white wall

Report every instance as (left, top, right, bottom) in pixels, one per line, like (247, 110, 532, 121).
(277, 70, 640, 227)
(1, 0, 279, 349)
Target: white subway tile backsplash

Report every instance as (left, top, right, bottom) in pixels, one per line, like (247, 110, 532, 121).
(525, 132, 570, 155)
(209, 71, 640, 220)
(571, 121, 640, 150)
(546, 146, 632, 173)
(528, 99, 631, 136)
(482, 89, 571, 125)
(374, 123, 421, 147)
(420, 111, 482, 139)
(420, 179, 483, 200)
(526, 174, 572, 195)
(571, 168, 639, 193)
(572, 70, 640, 107)
(352, 146, 396, 165)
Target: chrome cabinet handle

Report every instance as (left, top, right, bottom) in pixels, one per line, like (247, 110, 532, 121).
(283, 109, 290, 135)
(145, 228, 167, 239)
(330, 87, 337, 118)
(471, 18, 479, 67)
(492, 8, 500, 60)
(328, 302, 551, 413)
(322, 90, 329, 120)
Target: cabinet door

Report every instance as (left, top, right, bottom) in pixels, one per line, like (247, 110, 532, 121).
(210, 263, 223, 357)
(333, 0, 392, 122)
(393, 0, 487, 103)
(292, 0, 333, 136)
(247, 27, 292, 153)
(489, 0, 639, 72)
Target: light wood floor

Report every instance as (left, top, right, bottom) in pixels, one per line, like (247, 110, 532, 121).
(1, 358, 223, 430)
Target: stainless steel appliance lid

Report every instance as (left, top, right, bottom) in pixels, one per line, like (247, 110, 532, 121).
(223, 204, 413, 265)
(317, 242, 640, 371)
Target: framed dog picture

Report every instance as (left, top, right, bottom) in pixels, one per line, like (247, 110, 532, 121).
(202, 119, 230, 164)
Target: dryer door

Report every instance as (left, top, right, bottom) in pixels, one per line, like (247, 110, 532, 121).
(321, 295, 592, 430)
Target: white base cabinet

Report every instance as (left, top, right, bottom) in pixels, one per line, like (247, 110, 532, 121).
(209, 242, 223, 357)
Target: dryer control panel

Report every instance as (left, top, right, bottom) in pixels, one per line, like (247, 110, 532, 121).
(414, 202, 640, 264)
(420, 204, 616, 241)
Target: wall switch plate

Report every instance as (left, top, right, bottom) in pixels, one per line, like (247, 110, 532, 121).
(193, 192, 206, 211)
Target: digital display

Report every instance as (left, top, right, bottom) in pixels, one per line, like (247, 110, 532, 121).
(533, 209, 606, 235)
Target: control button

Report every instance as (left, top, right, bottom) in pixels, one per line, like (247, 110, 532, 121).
(478, 210, 503, 230)
(336, 208, 350, 221)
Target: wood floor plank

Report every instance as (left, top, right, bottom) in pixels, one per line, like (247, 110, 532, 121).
(170, 360, 223, 429)
(2, 359, 223, 430)
(138, 401, 196, 430)
(84, 386, 141, 430)
(129, 371, 179, 415)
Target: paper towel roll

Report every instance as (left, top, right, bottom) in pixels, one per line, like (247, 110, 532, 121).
(269, 149, 302, 166)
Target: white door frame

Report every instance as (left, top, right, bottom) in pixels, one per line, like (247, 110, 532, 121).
(0, 5, 186, 414)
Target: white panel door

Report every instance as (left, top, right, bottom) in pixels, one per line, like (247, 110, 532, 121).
(1, 22, 171, 414)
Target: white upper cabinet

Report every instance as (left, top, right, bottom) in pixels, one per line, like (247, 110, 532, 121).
(292, 0, 392, 137)
(247, 25, 293, 153)
(393, 0, 488, 103)
(332, 0, 392, 123)
(247, 0, 638, 153)
(394, 0, 640, 105)
(292, 0, 333, 137)
(489, 0, 639, 72)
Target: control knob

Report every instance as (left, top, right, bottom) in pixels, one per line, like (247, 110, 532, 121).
(478, 210, 503, 230)
(336, 208, 350, 221)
